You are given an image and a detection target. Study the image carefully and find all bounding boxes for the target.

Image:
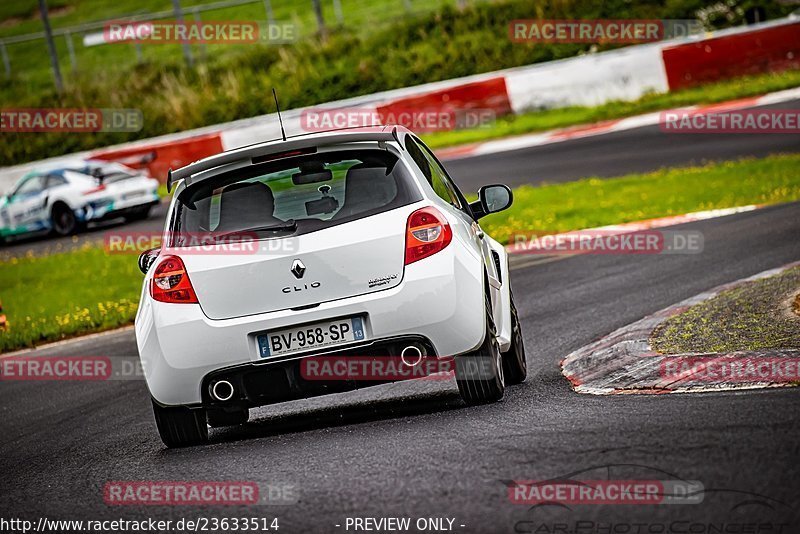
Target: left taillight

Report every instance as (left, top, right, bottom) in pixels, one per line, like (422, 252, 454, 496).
(404, 206, 453, 265)
(150, 255, 198, 304)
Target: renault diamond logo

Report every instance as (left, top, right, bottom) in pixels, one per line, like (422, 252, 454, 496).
(291, 259, 306, 279)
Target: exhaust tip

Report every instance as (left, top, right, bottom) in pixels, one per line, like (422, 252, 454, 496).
(400, 345, 424, 367)
(211, 380, 234, 402)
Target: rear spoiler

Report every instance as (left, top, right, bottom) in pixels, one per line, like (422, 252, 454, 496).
(166, 126, 406, 193)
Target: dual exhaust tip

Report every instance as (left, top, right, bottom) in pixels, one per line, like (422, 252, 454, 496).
(400, 344, 425, 367)
(211, 344, 426, 400)
(211, 380, 234, 402)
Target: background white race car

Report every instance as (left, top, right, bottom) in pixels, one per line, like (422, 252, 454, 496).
(0, 159, 160, 242)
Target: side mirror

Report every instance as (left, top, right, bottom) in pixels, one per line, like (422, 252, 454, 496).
(470, 184, 513, 219)
(138, 247, 160, 275)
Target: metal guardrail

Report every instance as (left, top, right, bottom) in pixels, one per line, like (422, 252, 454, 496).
(1, 0, 274, 44)
(0, 0, 428, 80)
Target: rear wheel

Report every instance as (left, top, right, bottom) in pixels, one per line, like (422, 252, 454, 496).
(456, 291, 505, 405)
(51, 203, 77, 236)
(502, 294, 527, 385)
(151, 399, 208, 448)
(207, 407, 249, 428)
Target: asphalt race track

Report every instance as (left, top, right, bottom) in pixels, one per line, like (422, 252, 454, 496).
(445, 98, 800, 192)
(3, 98, 800, 258)
(2, 200, 800, 529)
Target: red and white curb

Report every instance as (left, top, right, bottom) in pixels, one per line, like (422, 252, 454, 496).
(561, 261, 800, 395)
(438, 86, 800, 161)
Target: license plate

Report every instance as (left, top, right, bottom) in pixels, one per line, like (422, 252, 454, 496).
(257, 317, 365, 358)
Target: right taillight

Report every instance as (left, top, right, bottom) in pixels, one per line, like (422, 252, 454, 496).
(150, 255, 198, 304)
(405, 207, 453, 265)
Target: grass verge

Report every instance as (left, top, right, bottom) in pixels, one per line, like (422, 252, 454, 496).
(478, 153, 800, 240)
(2, 153, 800, 353)
(0, 244, 141, 353)
(650, 266, 800, 354)
(422, 69, 800, 150)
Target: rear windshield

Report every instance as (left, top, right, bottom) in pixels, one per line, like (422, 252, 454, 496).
(169, 149, 420, 246)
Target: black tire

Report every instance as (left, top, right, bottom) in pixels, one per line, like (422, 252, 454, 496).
(456, 290, 505, 405)
(502, 294, 527, 385)
(207, 407, 249, 428)
(151, 399, 208, 448)
(51, 203, 77, 236)
(125, 205, 152, 222)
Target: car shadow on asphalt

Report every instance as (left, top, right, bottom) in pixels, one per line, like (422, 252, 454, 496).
(1, 201, 167, 258)
(206, 388, 465, 445)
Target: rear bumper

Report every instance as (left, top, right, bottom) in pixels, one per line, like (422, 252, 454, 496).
(201, 335, 442, 410)
(83, 195, 159, 222)
(135, 247, 485, 406)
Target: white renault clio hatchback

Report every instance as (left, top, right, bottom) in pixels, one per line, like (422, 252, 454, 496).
(135, 126, 526, 447)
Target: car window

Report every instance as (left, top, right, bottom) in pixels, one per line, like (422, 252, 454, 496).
(405, 136, 431, 182)
(405, 136, 461, 209)
(45, 174, 68, 189)
(170, 149, 420, 245)
(13, 176, 44, 196)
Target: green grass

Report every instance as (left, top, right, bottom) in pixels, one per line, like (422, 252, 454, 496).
(2, 153, 800, 353)
(478, 153, 800, 242)
(423, 70, 800, 150)
(0, 0, 464, 38)
(157, 182, 169, 198)
(0, 0, 485, 95)
(650, 266, 800, 354)
(0, 244, 141, 352)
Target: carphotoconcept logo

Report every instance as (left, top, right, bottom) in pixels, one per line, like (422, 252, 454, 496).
(1, 109, 142, 133)
(509, 464, 794, 532)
